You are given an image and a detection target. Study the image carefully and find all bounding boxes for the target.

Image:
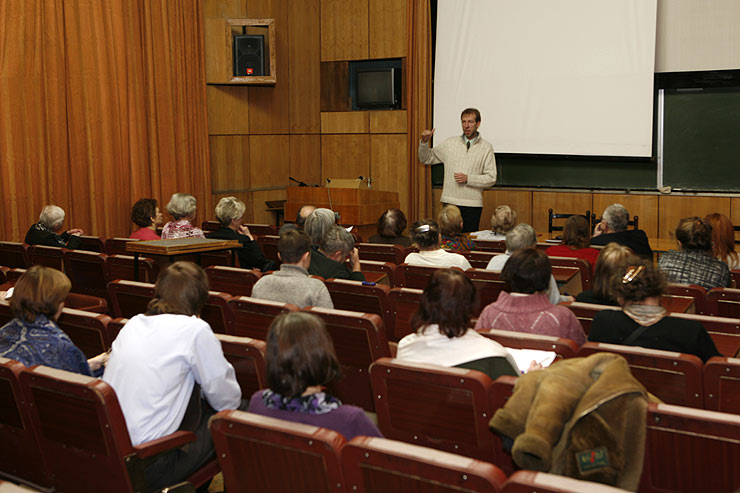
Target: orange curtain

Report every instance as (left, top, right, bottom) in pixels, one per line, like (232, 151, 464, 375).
(406, 0, 433, 222)
(0, 0, 211, 241)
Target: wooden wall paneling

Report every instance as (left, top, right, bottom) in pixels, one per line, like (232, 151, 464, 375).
(369, 110, 407, 133)
(592, 193, 659, 239)
(252, 189, 287, 224)
(247, 0, 290, 134)
(321, 134, 370, 182)
(731, 198, 740, 242)
(210, 136, 250, 193)
(206, 86, 250, 135)
(249, 135, 290, 188)
(370, 134, 409, 214)
(320, 0, 369, 61)
(289, 135, 322, 187)
(203, 0, 247, 18)
(320, 61, 350, 112)
(658, 195, 732, 239)
(431, 189, 442, 219)
(532, 191, 593, 239)
(288, 0, 321, 133)
(481, 190, 534, 231)
(204, 18, 229, 84)
(320, 111, 369, 133)
(369, 0, 407, 59)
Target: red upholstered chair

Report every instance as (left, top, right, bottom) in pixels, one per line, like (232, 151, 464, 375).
(503, 471, 627, 492)
(359, 260, 398, 287)
(479, 329, 579, 359)
(200, 220, 221, 233)
(462, 250, 499, 269)
(216, 334, 267, 399)
(107, 317, 128, 344)
(63, 293, 108, 313)
(0, 357, 50, 489)
(670, 312, 740, 357)
(244, 223, 277, 237)
(229, 296, 299, 340)
(640, 402, 740, 493)
(62, 250, 110, 301)
(665, 283, 708, 315)
(323, 278, 393, 338)
(104, 237, 139, 256)
(27, 245, 65, 271)
(342, 437, 507, 492)
(576, 342, 704, 408)
(471, 239, 506, 253)
(566, 301, 619, 335)
(209, 410, 345, 493)
(397, 263, 461, 289)
(703, 356, 740, 413)
(369, 358, 514, 474)
(77, 235, 106, 253)
(105, 254, 158, 283)
(304, 307, 390, 412)
(705, 287, 740, 317)
(200, 291, 234, 335)
(205, 265, 261, 297)
(107, 279, 155, 319)
(357, 242, 408, 264)
(387, 287, 423, 341)
(56, 308, 114, 358)
(0, 241, 29, 268)
(200, 249, 236, 268)
(465, 268, 509, 315)
(18, 365, 219, 493)
(547, 256, 592, 292)
(5, 267, 26, 282)
(255, 235, 280, 265)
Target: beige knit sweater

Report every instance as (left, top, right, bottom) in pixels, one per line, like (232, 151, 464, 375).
(418, 133, 497, 207)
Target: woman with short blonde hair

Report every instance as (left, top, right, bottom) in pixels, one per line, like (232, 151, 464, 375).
(438, 205, 476, 252)
(207, 196, 272, 271)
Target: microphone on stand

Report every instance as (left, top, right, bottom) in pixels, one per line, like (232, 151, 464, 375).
(289, 176, 308, 187)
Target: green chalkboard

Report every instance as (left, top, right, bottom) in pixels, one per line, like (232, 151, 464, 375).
(663, 88, 740, 192)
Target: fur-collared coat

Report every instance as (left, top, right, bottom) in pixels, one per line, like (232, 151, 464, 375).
(489, 353, 648, 491)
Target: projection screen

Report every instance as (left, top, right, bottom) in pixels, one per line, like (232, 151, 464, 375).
(433, 0, 657, 157)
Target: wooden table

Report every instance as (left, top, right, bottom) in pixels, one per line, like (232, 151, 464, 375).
(650, 238, 678, 254)
(126, 238, 241, 281)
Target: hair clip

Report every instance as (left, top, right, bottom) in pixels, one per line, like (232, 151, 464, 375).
(622, 265, 644, 284)
(415, 224, 431, 233)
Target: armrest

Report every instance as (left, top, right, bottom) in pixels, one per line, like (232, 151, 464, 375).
(388, 341, 398, 357)
(134, 430, 196, 460)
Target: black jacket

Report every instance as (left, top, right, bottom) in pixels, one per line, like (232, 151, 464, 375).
(207, 227, 274, 272)
(590, 229, 653, 258)
(308, 246, 365, 281)
(24, 223, 81, 249)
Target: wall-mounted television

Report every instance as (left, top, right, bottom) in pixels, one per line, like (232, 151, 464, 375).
(349, 59, 402, 110)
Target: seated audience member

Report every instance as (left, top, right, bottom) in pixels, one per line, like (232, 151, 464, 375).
(575, 243, 632, 306)
(368, 208, 412, 247)
(591, 203, 652, 258)
(252, 229, 333, 308)
(304, 208, 337, 246)
(705, 212, 739, 269)
(398, 269, 519, 379)
(279, 204, 316, 235)
(160, 192, 205, 239)
(475, 248, 586, 345)
(103, 262, 241, 491)
(471, 205, 517, 240)
(589, 257, 720, 362)
(25, 204, 83, 249)
(658, 216, 731, 289)
(308, 225, 365, 281)
(206, 196, 273, 271)
(545, 215, 600, 271)
(438, 205, 476, 252)
(404, 220, 472, 270)
(248, 312, 382, 440)
(486, 223, 565, 305)
(0, 266, 107, 375)
(130, 198, 163, 240)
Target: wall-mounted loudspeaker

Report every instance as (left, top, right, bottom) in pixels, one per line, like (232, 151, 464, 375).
(233, 34, 264, 76)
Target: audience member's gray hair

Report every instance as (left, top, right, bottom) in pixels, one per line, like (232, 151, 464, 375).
(602, 203, 629, 232)
(304, 208, 336, 245)
(505, 223, 537, 252)
(214, 196, 246, 226)
(321, 226, 355, 256)
(39, 205, 65, 231)
(166, 193, 197, 220)
(296, 205, 316, 227)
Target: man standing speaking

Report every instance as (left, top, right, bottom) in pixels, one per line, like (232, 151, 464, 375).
(418, 108, 497, 232)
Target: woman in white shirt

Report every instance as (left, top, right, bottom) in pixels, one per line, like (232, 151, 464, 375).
(397, 269, 519, 380)
(404, 220, 472, 270)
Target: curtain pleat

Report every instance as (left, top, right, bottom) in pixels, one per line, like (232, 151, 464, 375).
(0, 0, 211, 240)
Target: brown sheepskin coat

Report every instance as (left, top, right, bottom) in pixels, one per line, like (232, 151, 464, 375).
(489, 353, 648, 491)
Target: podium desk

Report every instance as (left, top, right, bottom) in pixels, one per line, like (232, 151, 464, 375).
(126, 238, 241, 281)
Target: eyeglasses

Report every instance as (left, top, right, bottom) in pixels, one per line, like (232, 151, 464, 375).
(622, 265, 644, 284)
